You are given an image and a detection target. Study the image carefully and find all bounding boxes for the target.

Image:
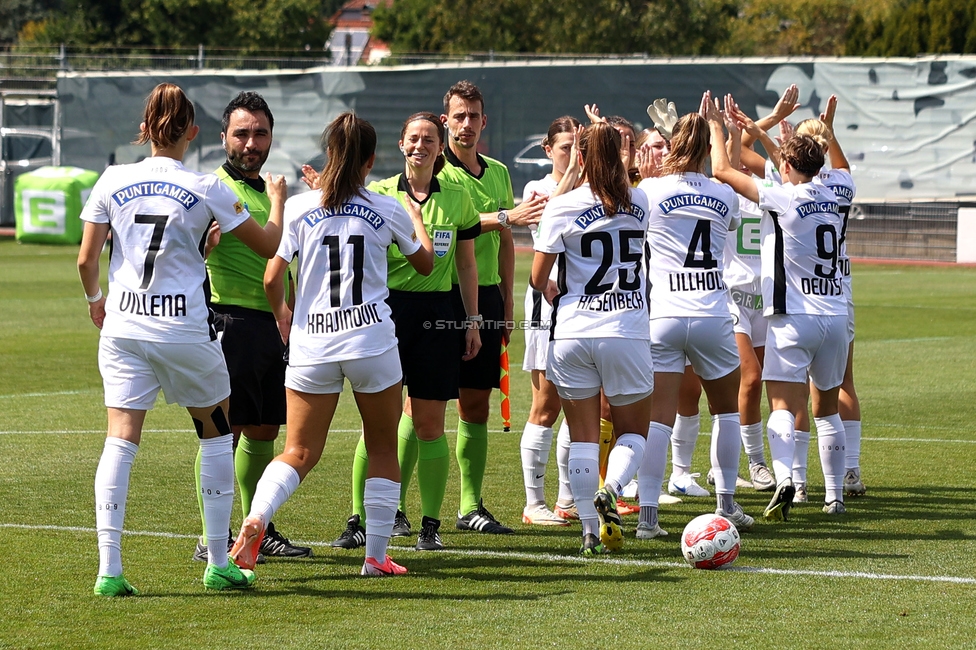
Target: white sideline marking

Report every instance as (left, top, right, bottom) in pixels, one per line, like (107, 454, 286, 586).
(3, 523, 975, 585)
(0, 389, 93, 400)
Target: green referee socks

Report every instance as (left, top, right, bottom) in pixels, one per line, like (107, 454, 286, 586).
(351, 435, 369, 521)
(456, 419, 489, 516)
(397, 414, 419, 512)
(235, 436, 275, 519)
(417, 435, 450, 520)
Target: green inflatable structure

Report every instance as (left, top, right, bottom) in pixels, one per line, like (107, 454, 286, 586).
(15, 166, 100, 245)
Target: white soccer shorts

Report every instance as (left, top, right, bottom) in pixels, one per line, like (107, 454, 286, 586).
(650, 316, 740, 381)
(547, 337, 654, 406)
(285, 346, 402, 395)
(762, 314, 849, 390)
(98, 336, 231, 410)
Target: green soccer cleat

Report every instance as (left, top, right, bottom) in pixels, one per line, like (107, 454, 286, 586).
(203, 562, 256, 591)
(94, 575, 139, 597)
(594, 487, 624, 551)
(580, 533, 607, 556)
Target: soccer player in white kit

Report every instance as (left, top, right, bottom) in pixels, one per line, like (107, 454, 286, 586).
(795, 96, 866, 498)
(78, 83, 286, 596)
(230, 113, 434, 577)
(520, 115, 580, 526)
(531, 122, 653, 555)
(709, 93, 850, 519)
(637, 105, 754, 538)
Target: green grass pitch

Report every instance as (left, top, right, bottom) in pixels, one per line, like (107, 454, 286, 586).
(1, 239, 975, 649)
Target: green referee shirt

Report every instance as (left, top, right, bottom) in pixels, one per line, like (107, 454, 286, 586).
(207, 163, 273, 312)
(440, 149, 515, 287)
(369, 174, 480, 293)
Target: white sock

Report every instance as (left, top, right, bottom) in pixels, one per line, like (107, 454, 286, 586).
(555, 420, 573, 506)
(766, 409, 796, 485)
(94, 437, 138, 577)
(843, 420, 862, 471)
(249, 460, 301, 525)
(816, 415, 847, 503)
(710, 413, 741, 496)
(670, 414, 699, 476)
(638, 422, 671, 508)
(740, 421, 765, 465)
(568, 442, 600, 538)
(604, 433, 645, 496)
(364, 477, 399, 563)
(792, 430, 811, 484)
(199, 435, 235, 568)
(520, 422, 553, 508)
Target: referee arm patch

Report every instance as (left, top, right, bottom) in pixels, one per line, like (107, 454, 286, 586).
(458, 223, 482, 240)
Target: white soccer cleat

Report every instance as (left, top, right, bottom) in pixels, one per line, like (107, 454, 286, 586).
(844, 469, 866, 497)
(716, 502, 755, 532)
(635, 521, 669, 539)
(668, 473, 710, 497)
(659, 491, 683, 505)
(522, 504, 569, 526)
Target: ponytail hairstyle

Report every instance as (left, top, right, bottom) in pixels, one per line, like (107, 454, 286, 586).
(319, 112, 377, 211)
(579, 122, 631, 216)
(134, 83, 195, 149)
(400, 112, 446, 175)
(795, 119, 830, 153)
(780, 134, 826, 177)
(661, 113, 709, 176)
(542, 115, 580, 148)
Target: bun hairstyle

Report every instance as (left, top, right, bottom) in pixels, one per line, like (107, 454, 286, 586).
(542, 115, 580, 148)
(400, 112, 446, 175)
(795, 119, 830, 152)
(579, 122, 631, 216)
(134, 83, 195, 149)
(780, 134, 826, 177)
(662, 113, 709, 176)
(319, 112, 377, 211)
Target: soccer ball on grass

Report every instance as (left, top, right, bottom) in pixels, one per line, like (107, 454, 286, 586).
(680, 513, 740, 569)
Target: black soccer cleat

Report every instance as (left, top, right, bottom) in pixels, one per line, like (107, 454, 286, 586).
(331, 514, 366, 549)
(260, 521, 313, 558)
(391, 509, 412, 537)
(456, 499, 514, 534)
(416, 516, 445, 551)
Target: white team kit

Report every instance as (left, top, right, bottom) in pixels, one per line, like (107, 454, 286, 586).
(534, 183, 653, 403)
(639, 173, 741, 380)
(522, 174, 558, 372)
(755, 178, 849, 389)
(277, 189, 421, 394)
(80, 156, 251, 408)
(724, 193, 767, 346)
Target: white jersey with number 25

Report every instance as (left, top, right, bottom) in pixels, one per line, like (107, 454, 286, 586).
(80, 156, 250, 344)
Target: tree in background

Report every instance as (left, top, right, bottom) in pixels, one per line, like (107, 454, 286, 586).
(846, 0, 976, 55)
(719, 0, 853, 55)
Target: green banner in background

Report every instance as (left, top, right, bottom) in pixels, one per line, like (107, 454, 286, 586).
(15, 166, 100, 244)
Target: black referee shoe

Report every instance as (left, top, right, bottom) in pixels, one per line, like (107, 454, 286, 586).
(260, 521, 313, 558)
(330, 514, 366, 549)
(391, 509, 412, 537)
(456, 499, 514, 534)
(416, 516, 445, 551)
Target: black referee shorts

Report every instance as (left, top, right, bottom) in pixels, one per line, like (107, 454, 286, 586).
(452, 283, 503, 391)
(212, 304, 287, 427)
(388, 290, 460, 401)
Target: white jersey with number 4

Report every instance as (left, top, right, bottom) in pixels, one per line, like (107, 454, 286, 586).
(535, 183, 650, 340)
(756, 179, 846, 317)
(639, 173, 741, 318)
(80, 156, 250, 343)
(279, 189, 421, 365)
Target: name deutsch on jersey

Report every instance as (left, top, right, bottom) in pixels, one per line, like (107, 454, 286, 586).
(306, 302, 382, 334)
(801, 277, 843, 296)
(577, 291, 645, 312)
(668, 270, 726, 292)
(301, 204, 385, 231)
(118, 292, 187, 317)
(112, 183, 199, 210)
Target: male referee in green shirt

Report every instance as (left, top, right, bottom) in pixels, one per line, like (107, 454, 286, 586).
(193, 92, 311, 561)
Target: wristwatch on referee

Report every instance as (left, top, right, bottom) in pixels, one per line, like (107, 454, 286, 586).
(465, 314, 484, 328)
(496, 209, 512, 229)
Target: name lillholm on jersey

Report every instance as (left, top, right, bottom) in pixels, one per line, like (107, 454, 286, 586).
(306, 302, 383, 335)
(118, 291, 187, 317)
(658, 194, 729, 217)
(111, 182, 200, 210)
(301, 204, 386, 231)
(573, 204, 646, 230)
(668, 270, 727, 293)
